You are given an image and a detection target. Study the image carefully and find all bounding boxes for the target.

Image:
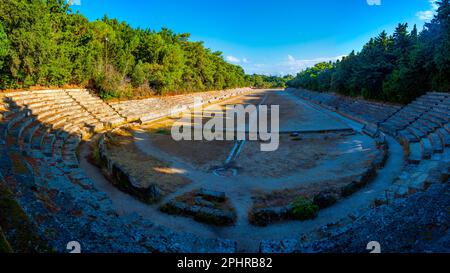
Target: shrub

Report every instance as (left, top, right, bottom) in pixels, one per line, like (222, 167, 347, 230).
(93, 66, 123, 99)
(290, 197, 319, 220)
(131, 61, 146, 88)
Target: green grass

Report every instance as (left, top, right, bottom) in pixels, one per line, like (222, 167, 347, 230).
(155, 129, 171, 135)
(291, 197, 319, 221)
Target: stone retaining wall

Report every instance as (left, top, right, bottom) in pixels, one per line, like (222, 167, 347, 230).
(98, 134, 161, 203)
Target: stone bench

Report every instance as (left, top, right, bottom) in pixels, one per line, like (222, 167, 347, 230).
(430, 107, 450, 119)
(428, 133, 444, 153)
(421, 114, 447, 126)
(408, 123, 431, 137)
(398, 130, 420, 143)
(408, 142, 423, 164)
(421, 138, 433, 159)
(437, 128, 450, 147)
(362, 123, 379, 138)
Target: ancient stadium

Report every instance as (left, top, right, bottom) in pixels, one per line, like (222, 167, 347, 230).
(0, 87, 448, 253)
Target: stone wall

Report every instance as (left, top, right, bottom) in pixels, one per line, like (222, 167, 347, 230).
(98, 134, 161, 203)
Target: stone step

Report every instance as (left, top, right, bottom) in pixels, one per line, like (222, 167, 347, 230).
(421, 114, 447, 127)
(31, 128, 49, 150)
(24, 97, 74, 107)
(420, 138, 433, 159)
(45, 108, 90, 127)
(409, 104, 430, 112)
(430, 107, 450, 119)
(68, 115, 98, 129)
(406, 126, 427, 139)
(428, 133, 444, 153)
(92, 112, 119, 120)
(22, 122, 42, 146)
(4, 91, 63, 101)
(436, 128, 450, 147)
(362, 123, 379, 137)
(37, 107, 83, 124)
(416, 97, 441, 106)
(32, 102, 81, 114)
(105, 117, 126, 127)
(388, 117, 411, 127)
(416, 118, 439, 131)
(42, 133, 56, 156)
(408, 142, 423, 164)
(84, 121, 104, 133)
(445, 124, 450, 133)
(380, 123, 399, 136)
(427, 91, 450, 97)
(6, 112, 27, 130)
(398, 130, 420, 143)
(11, 116, 36, 142)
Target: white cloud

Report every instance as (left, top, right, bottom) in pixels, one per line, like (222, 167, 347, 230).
(226, 56, 250, 64)
(416, 0, 439, 21)
(282, 54, 345, 74)
(366, 0, 381, 6)
(430, 0, 439, 10)
(242, 55, 345, 76)
(417, 10, 434, 20)
(226, 55, 241, 63)
(68, 0, 81, 5)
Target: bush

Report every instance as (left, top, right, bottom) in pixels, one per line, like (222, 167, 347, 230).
(93, 66, 123, 99)
(290, 197, 319, 220)
(131, 61, 146, 88)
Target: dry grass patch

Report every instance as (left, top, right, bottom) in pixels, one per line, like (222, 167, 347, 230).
(141, 116, 180, 135)
(251, 175, 359, 209)
(106, 127, 191, 197)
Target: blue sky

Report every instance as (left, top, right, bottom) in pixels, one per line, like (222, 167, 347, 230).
(70, 0, 439, 75)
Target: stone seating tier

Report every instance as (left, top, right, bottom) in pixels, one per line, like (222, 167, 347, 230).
(295, 89, 449, 166)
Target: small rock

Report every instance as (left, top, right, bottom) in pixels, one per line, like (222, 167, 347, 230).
(198, 188, 226, 202)
(313, 192, 338, 209)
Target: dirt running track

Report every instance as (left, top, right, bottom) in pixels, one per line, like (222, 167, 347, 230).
(79, 89, 404, 252)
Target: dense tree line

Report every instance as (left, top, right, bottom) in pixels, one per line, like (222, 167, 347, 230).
(248, 74, 294, 89)
(288, 0, 450, 104)
(0, 0, 284, 99)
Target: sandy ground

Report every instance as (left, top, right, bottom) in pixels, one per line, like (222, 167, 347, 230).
(236, 132, 377, 178)
(78, 89, 405, 252)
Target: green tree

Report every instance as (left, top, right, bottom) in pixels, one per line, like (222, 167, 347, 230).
(0, 22, 9, 71)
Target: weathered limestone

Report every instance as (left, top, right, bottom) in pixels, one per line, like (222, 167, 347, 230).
(160, 189, 237, 226)
(97, 134, 162, 203)
(66, 89, 126, 128)
(290, 88, 401, 125)
(0, 89, 242, 253)
(109, 88, 253, 124)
